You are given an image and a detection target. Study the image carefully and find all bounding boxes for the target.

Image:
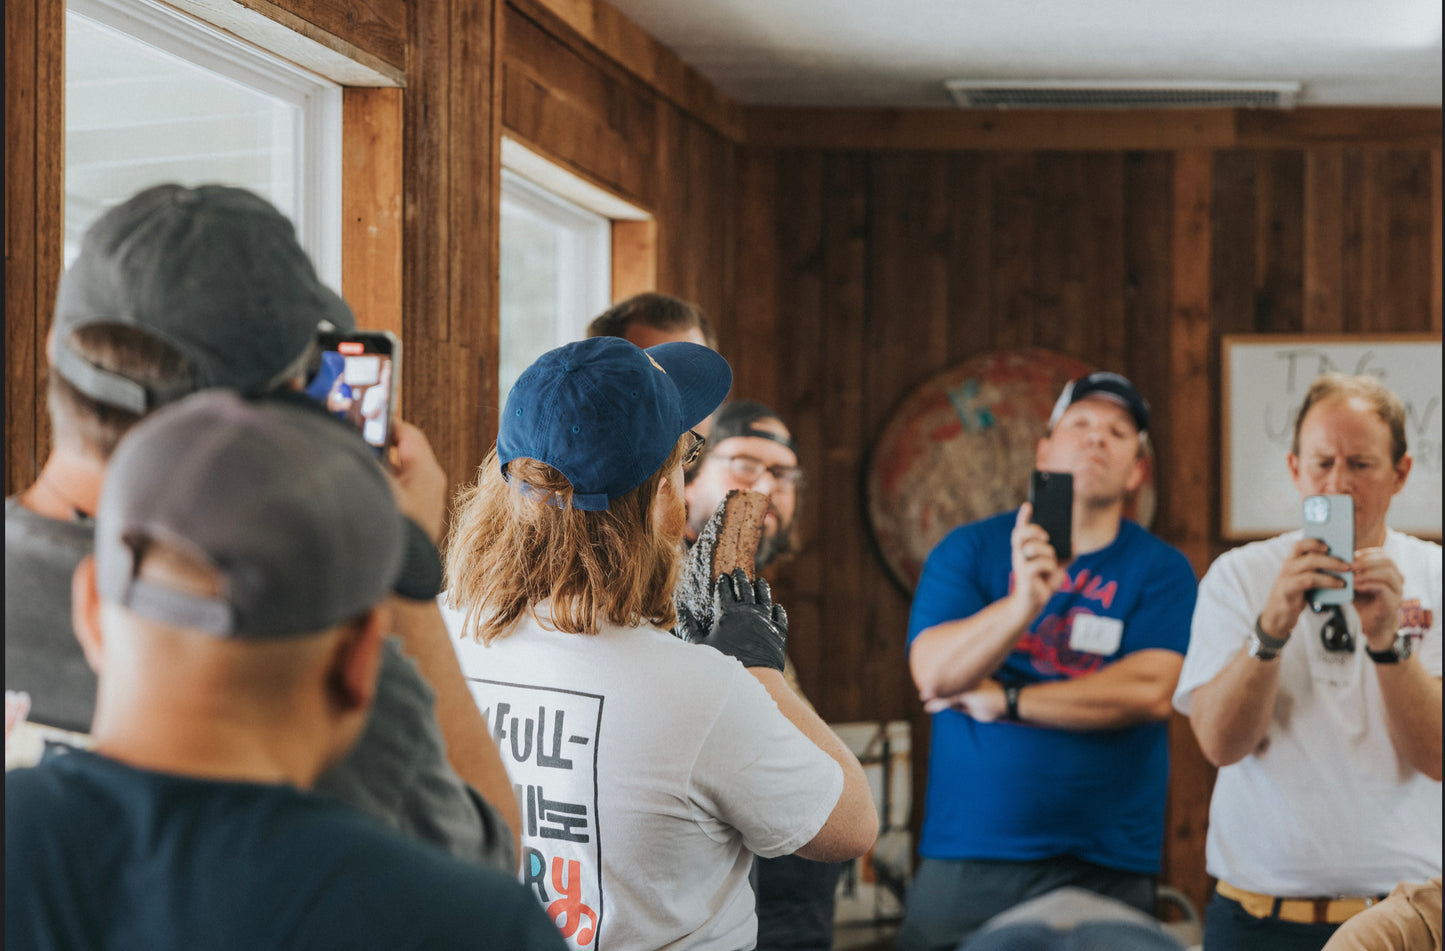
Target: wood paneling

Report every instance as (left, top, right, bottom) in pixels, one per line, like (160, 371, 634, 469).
(509, 0, 744, 140)
(225, 0, 408, 72)
(398, 0, 503, 492)
(1166, 150, 1216, 909)
(342, 88, 404, 339)
(499, 0, 741, 354)
(5, 0, 63, 498)
(750, 138, 1440, 914)
(747, 106, 1442, 152)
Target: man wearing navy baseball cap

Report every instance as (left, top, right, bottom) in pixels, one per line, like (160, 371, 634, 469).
(441, 336, 877, 950)
(5, 183, 519, 871)
(5, 392, 565, 951)
(900, 370, 1198, 951)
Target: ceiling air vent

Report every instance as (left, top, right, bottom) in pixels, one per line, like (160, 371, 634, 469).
(944, 79, 1302, 109)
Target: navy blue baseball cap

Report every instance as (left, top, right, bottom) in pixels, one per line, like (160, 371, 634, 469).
(499, 337, 732, 510)
(1049, 371, 1150, 433)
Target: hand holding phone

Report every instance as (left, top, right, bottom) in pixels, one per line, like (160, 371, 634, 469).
(1028, 470, 1073, 563)
(1303, 494, 1353, 608)
(305, 330, 401, 461)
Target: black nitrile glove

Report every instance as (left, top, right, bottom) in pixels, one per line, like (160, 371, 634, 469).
(694, 568, 788, 670)
(674, 601, 709, 644)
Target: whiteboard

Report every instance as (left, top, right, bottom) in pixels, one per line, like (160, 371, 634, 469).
(1222, 334, 1442, 539)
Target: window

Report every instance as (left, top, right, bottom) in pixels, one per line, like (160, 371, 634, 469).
(498, 170, 612, 404)
(497, 137, 653, 406)
(65, 0, 342, 283)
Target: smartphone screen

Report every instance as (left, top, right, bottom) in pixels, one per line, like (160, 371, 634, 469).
(1303, 493, 1353, 607)
(1028, 470, 1073, 563)
(305, 330, 401, 459)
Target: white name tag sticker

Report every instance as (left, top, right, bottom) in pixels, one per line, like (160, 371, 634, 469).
(1069, 614, 1124, 655)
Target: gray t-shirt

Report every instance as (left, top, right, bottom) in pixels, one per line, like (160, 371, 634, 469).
(3, 495, 514, 871)
(6, 496, 97, 732)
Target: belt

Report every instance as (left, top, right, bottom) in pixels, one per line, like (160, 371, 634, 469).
(1217, 880, 1384, 925)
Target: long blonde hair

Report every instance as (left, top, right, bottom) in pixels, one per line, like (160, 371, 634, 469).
(443, 441, 686, 643)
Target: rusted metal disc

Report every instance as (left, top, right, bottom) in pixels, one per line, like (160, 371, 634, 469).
(866, 349, 1156, 593)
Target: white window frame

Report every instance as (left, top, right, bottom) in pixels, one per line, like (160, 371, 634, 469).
(66, 0, 343, 285)
(500, 168, 612, 348)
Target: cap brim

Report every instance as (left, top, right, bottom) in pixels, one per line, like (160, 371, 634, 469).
(645, 342, 732, 431)
(392, 517, 443, 601)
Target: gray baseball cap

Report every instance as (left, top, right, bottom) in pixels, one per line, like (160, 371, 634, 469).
(52, 183, 355, 414)
(94, 391, 439, 638)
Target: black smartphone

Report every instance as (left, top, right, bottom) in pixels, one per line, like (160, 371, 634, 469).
(305, 330, 401, 459)
(1028, 470, 1073, 563)
(1303, 493, 1353, 607)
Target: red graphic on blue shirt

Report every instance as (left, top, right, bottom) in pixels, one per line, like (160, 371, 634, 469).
(1012, 568, 1123, 679)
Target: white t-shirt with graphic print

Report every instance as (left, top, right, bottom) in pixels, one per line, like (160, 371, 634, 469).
(442, 600, 843, 951)
(1174, 530, 1442, 896)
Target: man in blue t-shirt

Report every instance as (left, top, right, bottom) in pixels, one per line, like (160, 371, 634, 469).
(898, 372, 1198, 951)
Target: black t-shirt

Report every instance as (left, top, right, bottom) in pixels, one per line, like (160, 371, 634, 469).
(6, 751, 566, 951)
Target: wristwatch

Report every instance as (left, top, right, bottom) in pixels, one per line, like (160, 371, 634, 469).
(1249, 617, 1289, 661)
(1366, 633, 1413, 664)
(1003, 683, 1023, 722)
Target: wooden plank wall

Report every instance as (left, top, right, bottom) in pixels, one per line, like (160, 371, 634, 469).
(732, 140, 1442, 913)
(498, 0, 741, 348)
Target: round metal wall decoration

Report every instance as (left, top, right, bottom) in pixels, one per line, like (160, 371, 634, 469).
(865, 349, 1156, 594)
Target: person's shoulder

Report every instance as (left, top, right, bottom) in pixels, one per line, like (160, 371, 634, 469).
(931, 510, 1013, 554)
(1120, 521, 1194, 569)
(1386, 529, 1442, 559)
(6, 752, 104, 816)
(1205, 531, 1298, 570)
(5, 495, 93, 550)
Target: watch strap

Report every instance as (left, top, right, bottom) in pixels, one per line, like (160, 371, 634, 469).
(1004, 683, 1022, 722)
(1366, 636, 1409, 664)
(1253, 617, 1290, 651)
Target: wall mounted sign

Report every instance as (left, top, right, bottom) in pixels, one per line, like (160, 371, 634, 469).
(1222, 333, 1442, 540)
(866, 349, 1156, 593)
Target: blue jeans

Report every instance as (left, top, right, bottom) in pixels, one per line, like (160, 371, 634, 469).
(897, 856, 1156, 951)
(1203, 892, 1340, 951)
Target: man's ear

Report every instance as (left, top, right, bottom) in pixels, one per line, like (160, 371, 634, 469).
(327, 606, 387, 714)
(71, 555, 106, 674)
(1391, 453, 1413, 497)
(1124, 455, 1147, 495)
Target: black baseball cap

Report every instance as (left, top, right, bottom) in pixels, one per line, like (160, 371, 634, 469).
(1049, 372, 1149, 433)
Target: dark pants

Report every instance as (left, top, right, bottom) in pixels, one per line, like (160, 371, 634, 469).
(752, 853, 846, 951)
(1203, 893, 1340, 951)
(897, 856, 1156, 951)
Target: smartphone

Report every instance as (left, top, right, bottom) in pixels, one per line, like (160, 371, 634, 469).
(1028, 470, 1073, 563)
(1303, 494, 1353, 607)
(305, 330, 401, 459)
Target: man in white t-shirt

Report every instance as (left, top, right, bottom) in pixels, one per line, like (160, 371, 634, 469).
(1174, 372, 1442, 951)
(441, 336, 878, 951)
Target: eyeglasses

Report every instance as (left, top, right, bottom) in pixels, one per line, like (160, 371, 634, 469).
(713, 454, 805, 489)
(1318, 604, 1355, 654)
(681, 430, 707, 467)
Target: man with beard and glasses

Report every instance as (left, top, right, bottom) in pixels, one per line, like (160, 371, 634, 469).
(682, 400, 844, 951)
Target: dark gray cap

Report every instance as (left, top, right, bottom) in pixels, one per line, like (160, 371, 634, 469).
(52, 183, 355, 414)
(94, 391, 438, 638)
(708, 400, 796, 454)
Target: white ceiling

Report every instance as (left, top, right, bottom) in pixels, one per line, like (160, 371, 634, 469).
(604, 0, 1444, 108)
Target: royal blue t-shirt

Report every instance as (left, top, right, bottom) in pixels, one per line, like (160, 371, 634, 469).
(906, 511, 1196, 874)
